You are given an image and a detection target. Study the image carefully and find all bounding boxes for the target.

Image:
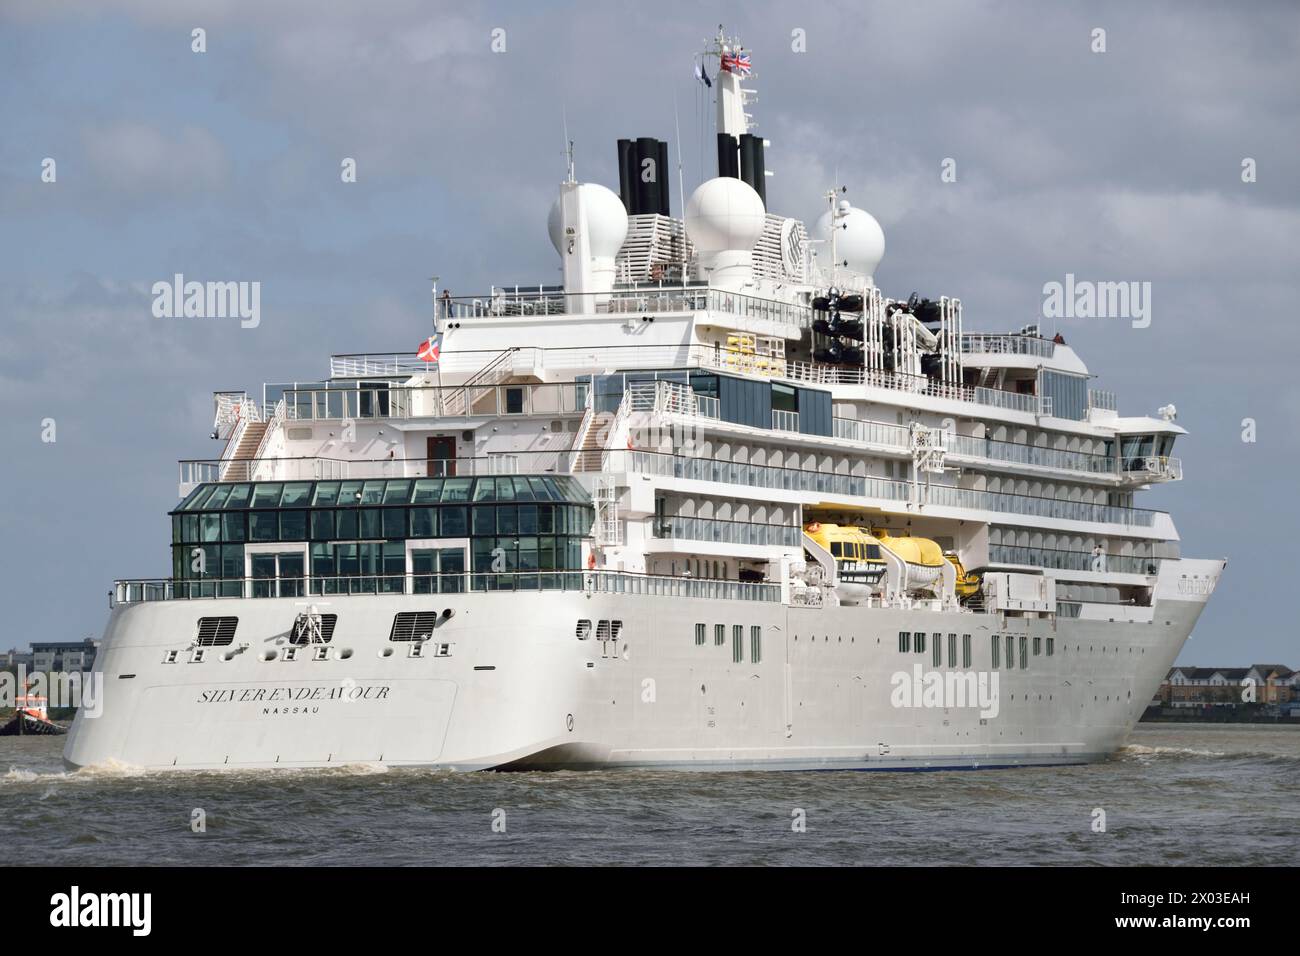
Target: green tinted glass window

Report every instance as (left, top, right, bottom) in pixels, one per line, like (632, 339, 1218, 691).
(382, 480, 412, 504)
(251, 483, 283, 508)
(312, 482, 340, 506)
(412, 479, 443, 504)
(281, 482, 312, 507)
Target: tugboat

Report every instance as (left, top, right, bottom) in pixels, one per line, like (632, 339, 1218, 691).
(0, 681, 67, 736)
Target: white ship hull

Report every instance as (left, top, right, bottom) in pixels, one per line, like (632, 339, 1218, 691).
(63, 559, 1223, 773)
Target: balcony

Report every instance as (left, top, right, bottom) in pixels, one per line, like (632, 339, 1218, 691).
(989, 544, 1160, 575)
(771, 409, 800, 432)
(961, 334, 1056, 358)
(945, 433, 1116, 476)
(281, 382, 584, 421)
(652, 515, 802, 548)
(1123, 456, 1182, 482)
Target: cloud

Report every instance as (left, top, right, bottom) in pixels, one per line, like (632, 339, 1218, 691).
(81, 122, 230, 195)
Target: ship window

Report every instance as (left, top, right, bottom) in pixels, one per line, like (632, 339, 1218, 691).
(313, 646, 330, 661)
(695, 623, 706, 646)
(932, 635, 941, 667)
(250, 483, 283, 508)
(189, 649, 205, 663)
(1019, 636, 1028, 669)
(992, 636, 1000, 669)
(715, 624, 725, 647)
(831, 542, 843, 557)
(163, 650, 179, 664)
(751, 626, 762, 664)
(947, 634, 957, 668)
(866, 545, 881, 559)
(1046, 638, 1055, 657)
(732, 625, 744, 664)
(195, 616, 238, 647)
(390, 611, 440, 642)
(596, 620, 612, 641)
(1005, 636, 1014, 670)
(1033, 637, 1042, 656)
(962, 635, 971, 668)
(915, 633, 926, 655)
(281, 482, 313, 507)
(899, 631, 910, 653)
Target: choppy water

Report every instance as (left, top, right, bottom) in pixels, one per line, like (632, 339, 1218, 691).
(2, 724, 1296, 866)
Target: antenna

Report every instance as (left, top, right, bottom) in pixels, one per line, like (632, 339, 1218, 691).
(562, 108, 575, 183)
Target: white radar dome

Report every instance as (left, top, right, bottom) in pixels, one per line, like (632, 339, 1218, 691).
(547, 182, 629, 259)
(684, 177, 766, 253)
(815, 204, 886, 278)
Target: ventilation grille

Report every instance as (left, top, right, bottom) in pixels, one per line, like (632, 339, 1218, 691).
(290, 613, 338, 645)
(753, 214, 808, 282)
(195, 617, 238, 647)
(596, 620, 612, 641)
(575, 619, 592, 640)
(614, 214, 693, 284)
(390, 612, 440, 642)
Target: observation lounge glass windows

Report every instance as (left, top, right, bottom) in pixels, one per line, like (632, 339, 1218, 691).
(412, 548, 466, 594)
(171, 477, 593, 593)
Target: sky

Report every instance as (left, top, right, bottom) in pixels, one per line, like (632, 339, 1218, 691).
(0, 0, 1297, 663)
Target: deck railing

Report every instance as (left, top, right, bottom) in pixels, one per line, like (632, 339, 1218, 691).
(989, 544, 1161, 575)
(110, 570, 781, 607)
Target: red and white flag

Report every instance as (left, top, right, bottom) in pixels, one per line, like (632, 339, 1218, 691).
(417, 333, 442, 364)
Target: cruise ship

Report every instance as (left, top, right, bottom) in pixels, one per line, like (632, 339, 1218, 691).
(64, 31, 1224, 772)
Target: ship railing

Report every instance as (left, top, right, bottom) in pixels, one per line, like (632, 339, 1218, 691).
(926, 485, 1159, 527)
(989, 544, 1162, 575)
(944, 432, 1116, 474)
(1125, 455, 1183, 481)
(280, 381, 585, 421)
(606, 449, 913, 501)
(110, 570, 782, 607)
(1088, 388, 1118, 411)
(434, 285, 812, 328)
(326, 343, 1043, 418)
(179, 452, 578, 487)
(651, 515, 803, 548)
(961, 333, 1056, 358)
(606, 449, 1160, 525)
(771, 409, 800, 432)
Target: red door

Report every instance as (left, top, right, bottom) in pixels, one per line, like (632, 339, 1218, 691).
(427, 436, 456, 477)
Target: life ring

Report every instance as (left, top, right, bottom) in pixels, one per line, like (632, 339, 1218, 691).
(587, 552, 597, 569)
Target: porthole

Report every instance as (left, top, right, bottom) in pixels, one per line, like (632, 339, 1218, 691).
(261, 649, 278, 662)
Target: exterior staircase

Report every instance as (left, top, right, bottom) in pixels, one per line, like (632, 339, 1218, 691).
(222, 420, 268, 481)
(572, 410, 614, 472)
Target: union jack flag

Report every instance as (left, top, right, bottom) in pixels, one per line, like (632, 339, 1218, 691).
(721, 49, 751, 76)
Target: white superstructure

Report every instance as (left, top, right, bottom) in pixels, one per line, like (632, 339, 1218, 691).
(64, 30, 1223, 773)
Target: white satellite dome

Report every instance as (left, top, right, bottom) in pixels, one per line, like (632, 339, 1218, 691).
(684, 177, 766, 253)
(547, 182, 628, 259)
(815, 204, 886, 278)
